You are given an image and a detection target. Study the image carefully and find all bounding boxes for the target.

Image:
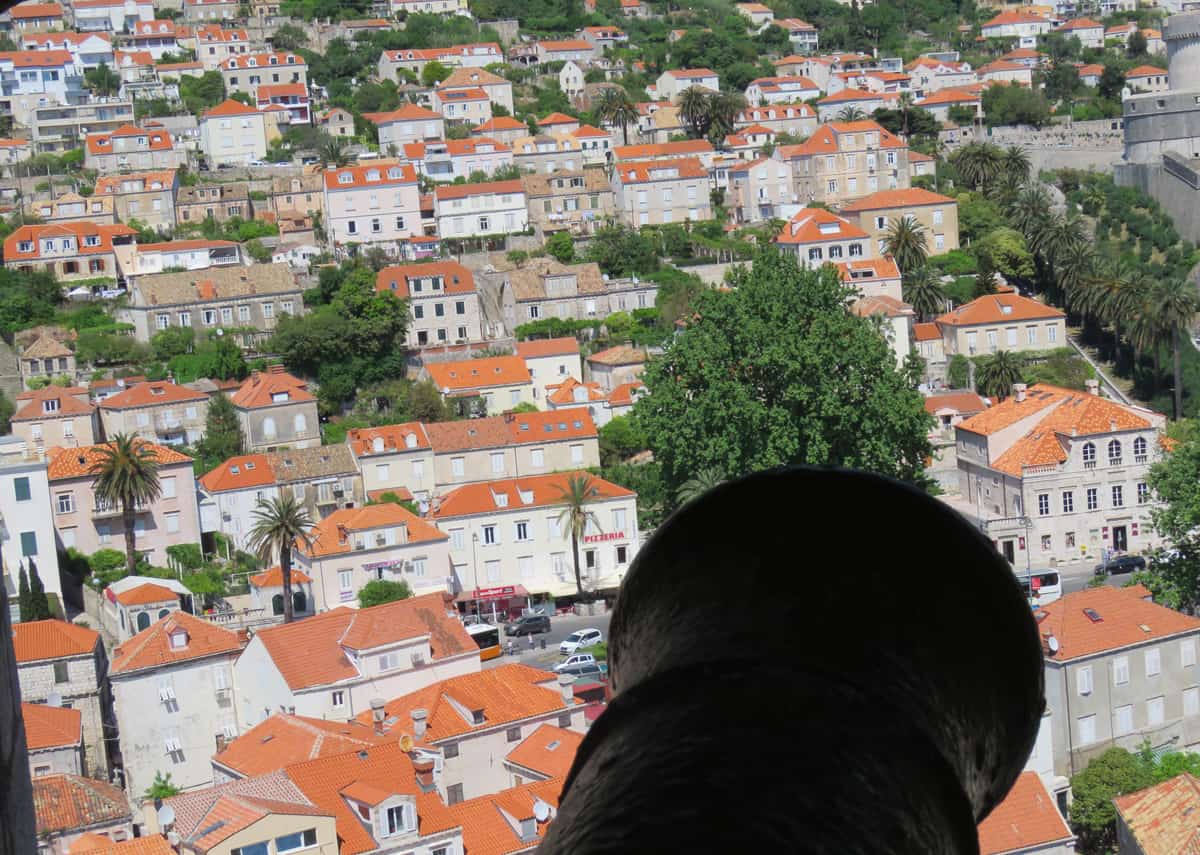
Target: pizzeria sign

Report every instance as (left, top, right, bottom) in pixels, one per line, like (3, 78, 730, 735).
(583, 531, 625, 544)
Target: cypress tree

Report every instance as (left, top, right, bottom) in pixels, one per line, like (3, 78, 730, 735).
(17, 564, 32, 622)
(28, 558, 51, 620)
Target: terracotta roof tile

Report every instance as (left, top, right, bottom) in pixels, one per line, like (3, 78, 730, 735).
(198, 453, 276, 493)
(203, 98, 260, 119)
(777, 121, 904, 158)
(113, 582, 178, 606)
(363, 102, 443, 124)
(665, 67, 717, 78)
(924, 391, 988, 416)
(1034, 585, 1200, 662)
(253, 593, 475, 690)
(229, 368, 314, 409)
(587, 344, 646, 366)
(375, 261, 475, 298)
(516, 337, 580, 358)
(983, 9, 1049, 26)
(1114, 772, 1200, 854)
(13, 620, 99, 662)
(12, 386, 94, 422)
(4, 222, 136, 260)
(474, 116, 527, 132)
(22, 702, 82, 751)
(110, 610, 242, 675)
(214, 713, 385, 778)
(434, 179, 523, 201)
(776, 207, 868, 244)
(33, 774, 130, 835)
(840, 187, 956, 211)
(612, 139, 712, 160)
(607, 381, 644, 407)
(353, 663, 579, 739)
(85, 125, 172, 155)
(546, 377, 605, 405)
(614, 157, 708, 183)
(424, 407, 597, 452)
(69, 834, 178, 855)
(977, 772, 1073, 854)
(46, 440, 191, 481)
(10, 2, 63, 16)
(935, 292, 1063, 326)
(426, 356, 531, 393)
(346, 422, 431, 456)
(913, 321, 941, 341)
(298, 503, 448, 559)
(918, 87, 982, 105)
(538, 39, 593, 51)
(98, 380, 206, 410)
(505, 724, 583, 780)
(1127, 64, 1167, 77)
(434, 471, 632, 519)
(446, 779, 563, 855)
(248, 566, 312, 588)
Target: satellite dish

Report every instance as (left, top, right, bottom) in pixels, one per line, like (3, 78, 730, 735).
(157, 804, 176, 829)
(398, 733, 414, 752)
(1047, 635, 1060, 655)
(533, 799, 551, 822)
(46, 692, 62, 707)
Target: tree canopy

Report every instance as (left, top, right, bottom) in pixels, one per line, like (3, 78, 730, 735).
(633, 248, 933, 508)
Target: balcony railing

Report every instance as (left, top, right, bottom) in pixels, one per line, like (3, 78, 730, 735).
(1083, 460, 1096, 469)
(92, 500, 149, 518)
(1135, 454, 1148, 464)
(1109, 456, 1123, 466)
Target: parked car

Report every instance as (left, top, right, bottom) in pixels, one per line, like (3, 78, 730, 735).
(505, 614, 551, 636)
(558, 661, 607, 679)
(559, 628, 603, 655)
(553, 652, 595, 673)
(1094, 555, 1146, 576)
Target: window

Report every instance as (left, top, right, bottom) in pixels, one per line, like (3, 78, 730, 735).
(20, 531, 37, 557)
(1148, 696, 1165, 726)
(485, 560, 500, 582)
(570, 444, 584, 464)
(1138, 482, 1150, 504)
(506, 726, 522, 742)
(1184, 639, 1197, 668)
(515, 521, 530, 541)
(331, 690, 345, 707)
(1048, 325, 1057, 343)
(447, 783, 464, 805)
(1112, 485, 1124, 508)
(1083, 442, 1096, 468)
(1187, 687, 1200, 717)
(274, 830, 317, 854)
(1062, 491, 1074, 513)
(56, 493, 74, 514)
(338, 570, 352, 592)
(444, 742, 459, 758)
(451, 529, 465, 550)
(1087, 488, 1098, 511)
(14, 477, 30, 502)
(165, 513, 180, 534)
(1108, 439, 1122, 464)
(491, 452, 504, 474)
(482, 525, 497, 545)
(1006, 328, 1017, 347)
(384, 805, 409, 836)
(161, 476, 177, 499)
(531, 448, 545, 468)
(1114, 656, 1129, 685)
(617, 545, 628, 564)
(1134, 436, 1148, 462)
(1077, 666, 1092, 696)
(1114, 704, 1134, 736)
(1146, 647, 1162, 677)
(53, 661, 69, 684)
(1078, 714, 1097, 745)
(1037, 494, 1049, 516)
(452, 457, 465, 477)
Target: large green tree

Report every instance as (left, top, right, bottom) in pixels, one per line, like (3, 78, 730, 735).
(248, 495, 313, 624)
(1068, 748, 1153, 854)
(358, 578, 412, 608)
(90, 436, 163, 574)
(883, 215, 929, 274)
(27, 558, 51, 620)
(634, 248, 933, 505)
(196, 392, 244, 471)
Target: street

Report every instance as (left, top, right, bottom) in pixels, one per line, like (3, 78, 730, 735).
(483, 610, 613, 672)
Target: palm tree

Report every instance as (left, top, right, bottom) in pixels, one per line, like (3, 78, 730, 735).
(84, 63, 120, 97)
(992, 172, 1026, 211)
(595, 87, 638, 146)
(707, 91, 746, 142)
(676, 467, 726, 505)
(556, 474, 602, 600)
(897, 91, 915, 136)
(1001, 145, 1031, 183)
(1146, 278, 1200, 419)
(1038, 213, 1087, 269)
(883, 215, 929, 274)
(978, 351, 1025, 399)
(901, 267, 947, 321)
(319, 136, 349, 167)
(1006, 184, 1052, 244)
(1058, 240, 1096, 312)
(90, 435, 162, 574)
(678, 86, 712, 139)
(1081, 184, 1107, 216)
(836, 106, 868, 122)
(951, 142, 1004, 191)
(248, 495, 314, 624)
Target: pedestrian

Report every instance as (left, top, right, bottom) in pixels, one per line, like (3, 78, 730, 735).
(528, 633, 535, 652)
(507, 639, 516, 657)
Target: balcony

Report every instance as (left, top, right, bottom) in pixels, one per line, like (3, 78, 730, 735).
(1135, 454, 1148, 464)
(92, 500, 149, 519)
(1083, 460, 1096, 470)
(1109, 457, 1123, 467)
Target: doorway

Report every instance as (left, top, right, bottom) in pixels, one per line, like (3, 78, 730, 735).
(1001, 540, 1015, 564)
(1112, 525, 1128, 553)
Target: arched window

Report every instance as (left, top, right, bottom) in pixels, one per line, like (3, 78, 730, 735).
(263, 417, 277, 438)
(272, 594, 284, 615)
(1082, 442, 1096, 467)
(294, 413, 307, 434)
(292, 590, 307, 614)
(136, 611, 151, 631)
(158, 608, 171, 619)
(373, 436, 384, 452)
(1108, 439, 1122, 464)
(1134, 436, 1148, 459)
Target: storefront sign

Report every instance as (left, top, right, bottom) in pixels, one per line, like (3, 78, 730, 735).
(104, 588, 116, 604)
(364, 559, 404, 573)
(583, 531, 625, 544)
(473, 586, 517, 601)
(1018, 537, 1025, 551)
(1132, 522, 1140, 537)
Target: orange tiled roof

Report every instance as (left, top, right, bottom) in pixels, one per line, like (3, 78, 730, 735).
(979, 59, 1029, 74)
(299, 503, 447, 559)
(538, 111, 577, 126)
(253, 593, 475, 690)
(12, 386, 94, 422)
(113, 582, 178, 606)
(426, 355, 531, 393)
(375, 260, 475, 298)
(433, 470, 633, 519)
(776, 207, 868, 244)
(198, 453, 275, 493)
(10, 1, 62, 15)
(110, 610, 242, 675)
(248, 565, 312, 588)
(835, 258, 901, 284)
(85, 124, 172, 155)
(33, 774, 130, 835)
(983, 9, 1049, 27)
(918, 87, 982, 105)
(840, 187, 955, 212)
(447, 779, 563, 855)
(474, 116, 526, 132)
(516, 337, 580, 358)
(229, 367, 315, 409)
(587, 344, 646, 366)
(98, 380, 205, 410)
(935, 292, 1063, 326)
(665, 67, 717, 78)
(424, 407, 597, 452)
(22, 702, 82, 751)
(538, 39, 593, 51)
(94, 170, 177, 195)
(612, 139, 713, 160)
(1078, 63, 1104, 76)
(913, 321, 941, 341)
(69, 834, 177, 855)
(1127, 65, 1167, 78)
(13, 620, 99, 662)
(46, 440, 191, 481)
(977, 771, 1073, 854)
(352, 663, 579, 739)
(1114, 772, 1200, 854)
(363, 102, 443, 125)
(1001, 48, 1045, 60)
(1034, 585, 1200, 662)
(777, 121, 904, 158)
(4, 222, 136, 260)
(323, 160, 417, 189)
(214, 713, 385, 778)
(434, 179, 523, 201)
(203, 99, 260, 119)
(505, 724, 584, 780)
(615, 157, 708, 184)
(924, 391, 987, 416)
(346, 422, 431, 456)
(607, 381, 645, 407)
(547, 376, 606, 405)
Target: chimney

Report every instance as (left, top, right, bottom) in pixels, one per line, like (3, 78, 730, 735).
(411, 708, 427, 740)
(215, 733, 228, 752)
(1012, 383, 1026, 403)
(413, 756, 436, 792)
(370, 698, 387, 735)
(557, 673, 574, 707)
(1085, 379, 1099, 396)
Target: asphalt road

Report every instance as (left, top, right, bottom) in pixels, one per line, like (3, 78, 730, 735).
(483, 610, 612, 672)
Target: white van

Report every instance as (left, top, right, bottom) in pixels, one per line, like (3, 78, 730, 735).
(1018, 569, 1062, 606)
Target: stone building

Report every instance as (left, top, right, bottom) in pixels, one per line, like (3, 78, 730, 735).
(175, 182, 254, 226)
(494, 256, 658, 331)
(228, 366, 321, 452)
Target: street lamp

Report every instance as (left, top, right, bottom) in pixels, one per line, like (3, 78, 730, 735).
(470, 532, 479, 618)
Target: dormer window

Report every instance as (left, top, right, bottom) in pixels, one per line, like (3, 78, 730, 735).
(43, 399, 59, 413)
(472, 709, 485, 724)
(338, 172, 353, 184)
(383, 804, 413, 836)
(366, 169, 380, 182)
(272, 391, 289, 402)
(387, 167, 401, 179)
(84, 235, 100, 247)
(17, 241, 31, 253)
(495, 493, 509, 507)
(169, 629, 188, 649)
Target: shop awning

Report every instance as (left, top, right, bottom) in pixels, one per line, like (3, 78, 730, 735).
(455, 584, 530, 603)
